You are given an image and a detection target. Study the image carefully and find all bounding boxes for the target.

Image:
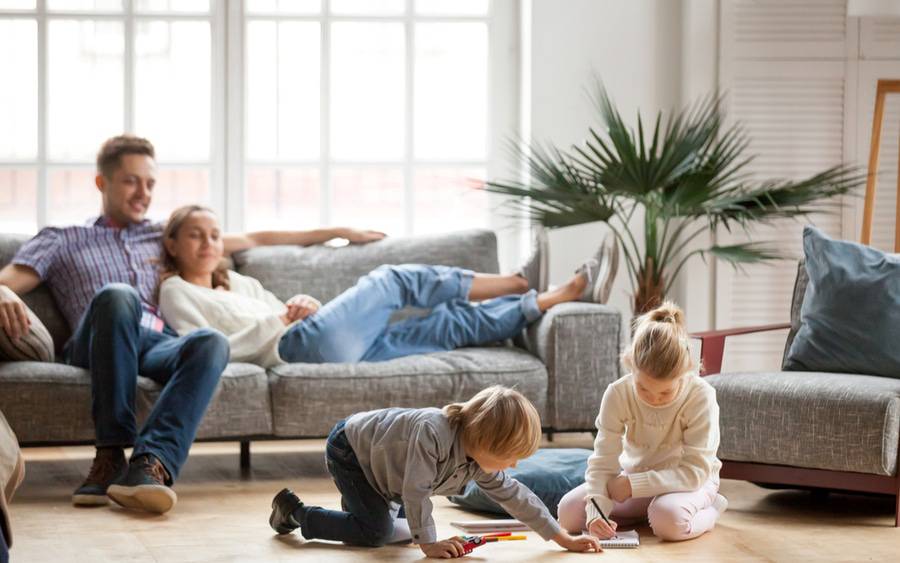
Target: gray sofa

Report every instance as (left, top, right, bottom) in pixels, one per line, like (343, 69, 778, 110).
(695, 262, 900, 526)
(0, 229, 622, 464)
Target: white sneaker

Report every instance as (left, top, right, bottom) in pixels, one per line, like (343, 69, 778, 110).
(712, 494, 728, 514)
(592, 232, 619, 304)
(516, 226, 549, 292)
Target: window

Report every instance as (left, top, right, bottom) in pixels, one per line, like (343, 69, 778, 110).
(0, 0, 514, 238)
(0, 0, 216, 232)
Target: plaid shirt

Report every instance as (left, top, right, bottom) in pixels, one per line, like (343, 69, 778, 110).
(13, 216, 166, 332)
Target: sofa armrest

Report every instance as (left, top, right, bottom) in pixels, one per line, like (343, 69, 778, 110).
(690, 323, 791, 376)
(518, 302, 622, 431)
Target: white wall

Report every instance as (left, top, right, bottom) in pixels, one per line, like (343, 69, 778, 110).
(521, 0, 697, 326)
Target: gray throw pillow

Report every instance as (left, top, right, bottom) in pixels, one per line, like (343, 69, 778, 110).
(446, 448, 591, 518)
(784, 226, 900, 379)
(0, 306, 54, 362)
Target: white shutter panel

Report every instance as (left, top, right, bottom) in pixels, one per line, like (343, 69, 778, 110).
(856, 61, 900, 252)
(721, 0, 848, 60)
(718, 0, 850, 372)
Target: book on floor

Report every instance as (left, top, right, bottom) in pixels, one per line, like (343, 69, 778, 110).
(450, 519, 530, 534)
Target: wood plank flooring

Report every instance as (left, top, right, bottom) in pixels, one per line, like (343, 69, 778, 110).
(7, 434, 898, 562)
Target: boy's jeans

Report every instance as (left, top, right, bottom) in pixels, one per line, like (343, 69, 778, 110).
(278, 264, 541, 363)
(297, 420, 399, 547)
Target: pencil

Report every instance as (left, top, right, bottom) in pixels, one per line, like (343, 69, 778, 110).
(590, 497, 613, 527)
(484, 535, 527, 542)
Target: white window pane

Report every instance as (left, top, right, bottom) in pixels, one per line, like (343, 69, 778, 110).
(48, 168, 101, 225)
(135, 21, 210, 160)
(0, 168, 37, 234)
(331, 23, 404, 160)
(0, 1, 35, 9)
(48, 20, 124, 161)
(415, 0, 488, 15)
(135, 0, 207, 12)
(331, 167, 404, 235)
(0, 20, 37, 159)
(331, 0, 404, 15)
(48, 0, 121, 11)
(247, 21, 320, 161)
(145, 167, 210, 222)
(415, 23, 487, 159)
(246, 0, 319, 14)
(413, 167, 487, 234)
(245, 167, 320, 231)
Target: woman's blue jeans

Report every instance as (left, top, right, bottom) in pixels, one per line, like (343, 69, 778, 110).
(277, 265, 541, 363)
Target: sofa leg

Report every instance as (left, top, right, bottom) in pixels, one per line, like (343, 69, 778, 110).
(545, 432, 554, 443)
(240, 441, 251, 471)
(895, 491, 899, 528)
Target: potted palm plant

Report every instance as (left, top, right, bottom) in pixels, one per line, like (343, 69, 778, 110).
(486, 84, 863, 315)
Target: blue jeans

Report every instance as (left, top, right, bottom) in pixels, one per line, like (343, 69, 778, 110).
(278, 265, 542, 363)
(295, 420, 397, 546)
(0, 519, 7, 563)
(64, 284, 229, 482)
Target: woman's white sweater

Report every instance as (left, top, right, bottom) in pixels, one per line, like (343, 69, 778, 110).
(584, 372, 721, 524)
(158, 271, 293, 368)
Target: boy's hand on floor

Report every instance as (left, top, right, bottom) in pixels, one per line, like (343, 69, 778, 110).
(606, 475, 632, 503)
(553, 531, 602, 553)
(588, 516, 618, 540)
(420, 537, 468, 558)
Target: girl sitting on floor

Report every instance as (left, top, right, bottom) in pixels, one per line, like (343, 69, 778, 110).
(557, 302, 727, 541)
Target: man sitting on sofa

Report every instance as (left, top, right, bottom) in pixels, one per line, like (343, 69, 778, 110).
(0, 134, 384, 514)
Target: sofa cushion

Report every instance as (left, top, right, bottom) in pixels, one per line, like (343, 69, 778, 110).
(137, 363, 272, 439)
(784, 226, 900, 378)
(268, 347, 548, 437)
(0, 234, 71, 355)
(0, 361, 272, 443)
(706, 371, 900, 476)
(0, 362, 94, 442)
(781, 260, 808, 368)
(232, 229, 500, 304)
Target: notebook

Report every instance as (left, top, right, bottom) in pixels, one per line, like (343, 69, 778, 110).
(599, 529, 640, 549)
(450, 519, 530, 534)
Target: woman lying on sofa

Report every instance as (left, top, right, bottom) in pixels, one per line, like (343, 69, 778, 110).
(156, 205, 612, 368)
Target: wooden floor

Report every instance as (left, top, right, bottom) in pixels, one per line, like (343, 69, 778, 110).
(7, 434, 898, 562)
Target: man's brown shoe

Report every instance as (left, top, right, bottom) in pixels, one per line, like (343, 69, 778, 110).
(72, 447, 127, 506)
(107, 454, 177, 514)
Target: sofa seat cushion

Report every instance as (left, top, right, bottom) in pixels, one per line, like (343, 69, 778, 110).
(268, 347, 548, 437)
(137, 362, 272, 439)
(707, 371, 900, 476)
(0, 362, 94, 442)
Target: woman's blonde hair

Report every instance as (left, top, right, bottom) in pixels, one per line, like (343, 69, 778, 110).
(623, 301, 694, 380)
(157, 205, 230, 298)
(443, 386, 542, 460)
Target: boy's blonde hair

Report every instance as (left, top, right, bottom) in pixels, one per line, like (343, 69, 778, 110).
(443, 386, 542, 460)
(623, 301, 694, 380)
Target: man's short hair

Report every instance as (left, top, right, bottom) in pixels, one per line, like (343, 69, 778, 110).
(96, 134, 155, 178)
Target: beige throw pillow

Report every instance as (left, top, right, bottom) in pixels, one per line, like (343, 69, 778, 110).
(0, 307, 54, 362)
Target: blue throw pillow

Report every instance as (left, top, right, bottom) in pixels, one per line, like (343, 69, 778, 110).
(784, 226, 900, 379)
(446, 448, 590, 518)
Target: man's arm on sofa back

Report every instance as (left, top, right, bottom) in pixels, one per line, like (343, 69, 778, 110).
(519, 302, 622, 431)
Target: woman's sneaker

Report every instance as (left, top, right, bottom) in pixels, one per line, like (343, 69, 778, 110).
(269, 488, 305, 535)
(516, 226, 549, 293)
(592, 232, 619, 304)
(72, 447, 128, 506)
(106, 454, 177, 514)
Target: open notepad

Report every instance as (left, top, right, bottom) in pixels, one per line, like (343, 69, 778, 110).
(598, 529, 640, 548)
(450, 519, 530, 534)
